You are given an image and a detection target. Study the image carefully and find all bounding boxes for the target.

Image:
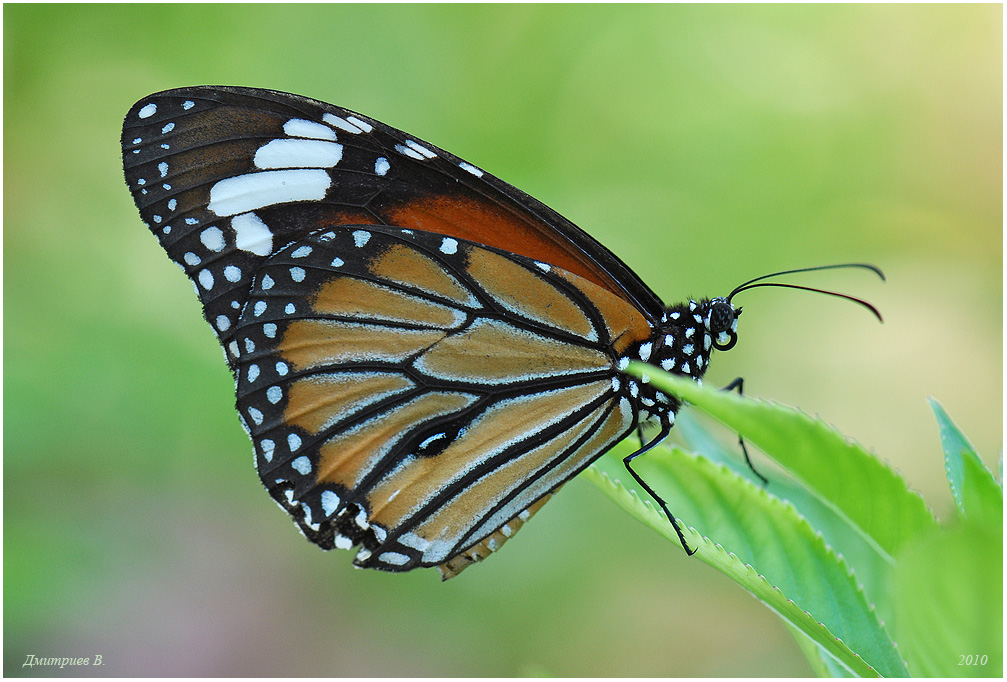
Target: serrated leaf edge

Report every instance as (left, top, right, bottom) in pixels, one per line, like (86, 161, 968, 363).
(588, 455, 909, 677)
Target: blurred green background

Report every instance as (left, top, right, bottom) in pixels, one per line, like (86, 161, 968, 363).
(4, 4, 1001, 677)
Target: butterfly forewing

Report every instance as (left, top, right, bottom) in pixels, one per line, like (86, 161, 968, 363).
(233, 225, 646, 572)
(122, 86, 664, 364)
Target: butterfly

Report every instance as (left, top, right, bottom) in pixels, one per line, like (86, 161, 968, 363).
(121, 87, 880, 579)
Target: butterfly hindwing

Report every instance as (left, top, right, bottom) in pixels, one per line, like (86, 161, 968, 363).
(233, 225, 645, 572)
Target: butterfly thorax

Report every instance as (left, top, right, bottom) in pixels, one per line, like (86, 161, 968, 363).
(620, 297, 740, 423)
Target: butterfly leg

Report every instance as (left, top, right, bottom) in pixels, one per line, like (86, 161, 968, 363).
(622, 420, 696, 556)
(721, 378, 769, 485)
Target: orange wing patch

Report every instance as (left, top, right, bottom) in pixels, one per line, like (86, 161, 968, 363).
(455, 397, 631, 551)
(385, 194, 628, 297)
(465, 247, 595, 339)
(283, 372, 414, 435)
(278, 320, 446, 372)
(310, 277, 464, 328)
(554, 268, 652, 354)
(436, 490, 559, 580)
(415, 318, 609, 384)
(367, 243, 477, 307)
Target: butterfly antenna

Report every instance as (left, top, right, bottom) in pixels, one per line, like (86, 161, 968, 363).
(727, 263, 884, 322)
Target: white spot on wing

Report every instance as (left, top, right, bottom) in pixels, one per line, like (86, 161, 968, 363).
(394, 144, 424, 160)
(208, 169, 331, 216)
(345, 116, 373, 132)
(138, 103, 157, 118)
(231, 212, 274, 256)
(322, 113, 364, 134)
(321, 491, 340, 516)
(440, 237, 458, 254)
(379, 552, 410, 566)
(198, 269, 214, 290)
(200, 227, 225, 252)
(283, 118, 338, 140)
(374, 157, 390, 175)
(353, 230, 370, 248)
(405, 139, 436, 158)
(253, 139, 343, 169)
(459, 161, 483, 177)
(291, 456, 311, 474)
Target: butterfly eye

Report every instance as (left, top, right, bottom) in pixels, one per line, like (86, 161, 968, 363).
(708, 300, 739, 351)
(708, 301, 736, 334)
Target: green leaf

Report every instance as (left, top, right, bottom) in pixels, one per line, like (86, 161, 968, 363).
(675, 411, 894, 627)
(892, 522, 1003, 677)
(929, 398, 1002, 531)
(586, 442, 910, 677)
(627, 362, 938, 562)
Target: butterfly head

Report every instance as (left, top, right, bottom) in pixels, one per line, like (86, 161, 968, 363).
(707, 297, 742, 352)
(638, 297, 741, 381)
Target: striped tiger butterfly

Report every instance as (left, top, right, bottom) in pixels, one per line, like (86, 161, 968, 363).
(121, 87, 881, 579)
